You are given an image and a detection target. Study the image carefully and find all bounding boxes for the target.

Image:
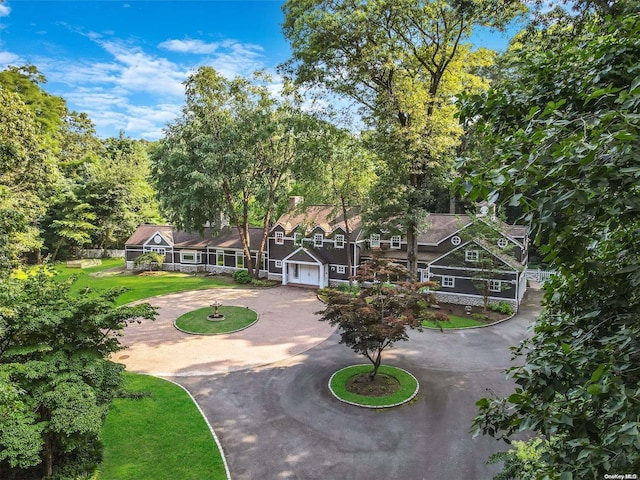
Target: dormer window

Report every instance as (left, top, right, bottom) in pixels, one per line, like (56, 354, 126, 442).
(391, 235, 401, 249)
(275, 231, 284, 245)
(314, 233, 323, 247)
(294, 233, 303, 246)
(334, 234, 345, 249)
(370, 234, 380, 248)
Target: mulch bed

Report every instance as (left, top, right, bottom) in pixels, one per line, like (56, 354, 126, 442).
(346, 373, 401, 397)
(436, 302, 510, 323)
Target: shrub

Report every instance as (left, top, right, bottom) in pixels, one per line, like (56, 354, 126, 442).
(471, 313, 490, 322)
(335, 283, 360, 295)
(488, 301, 513, 315)
(232, 269, 252, 284)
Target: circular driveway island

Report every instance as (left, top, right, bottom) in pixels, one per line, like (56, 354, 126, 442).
(118, 286, 543, 480)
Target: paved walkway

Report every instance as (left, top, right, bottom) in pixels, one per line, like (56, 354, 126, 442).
(116, 286, 335, 376)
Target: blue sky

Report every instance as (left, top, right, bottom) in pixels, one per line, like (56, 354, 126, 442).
(0, 1, 516, 140)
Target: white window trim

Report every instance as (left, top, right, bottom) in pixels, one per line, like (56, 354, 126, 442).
(275, 260, 282, 268)
(235, 252, 244, 268)
(275, 231, 284, 245)
(337, 265, 346, 274)
(391, 235, 401, 249)
(294, 233, 303, 246)
(489, 279, 502, 292)
(370, 234, 381, 248)
(451, 235, 461, 246)
(180, 251, 201, 264)
(334, 234, 345, 249)
(216, 249, 224, 266)
(314, 233, 323, 247)
(465, 250, 479, 262)
(442, 276, 455, 288)
(146, 246, 166, 255)
(497, 238, 509, 249)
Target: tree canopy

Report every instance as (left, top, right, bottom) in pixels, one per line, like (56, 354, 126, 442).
(460, 1, 640, 476)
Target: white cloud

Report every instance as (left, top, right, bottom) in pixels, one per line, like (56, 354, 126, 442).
(0, 3, 10, 17)
(0, 50, 19, 66)
(158, 39, 220, 54)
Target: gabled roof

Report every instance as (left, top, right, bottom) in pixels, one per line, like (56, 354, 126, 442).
(414, 214, 526, 247)
(125, 225, 264, 251)
(273, 205, 363, 237)
(282, 246, 329, 265)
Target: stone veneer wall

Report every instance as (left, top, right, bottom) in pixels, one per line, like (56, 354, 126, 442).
(435, 292, 518, 312)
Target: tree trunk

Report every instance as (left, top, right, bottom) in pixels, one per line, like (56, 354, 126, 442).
(369, 350, 382, 380)
(43, 433, 54, 478)
(340, 196, 353, 287)
(406, 223, 418, 282)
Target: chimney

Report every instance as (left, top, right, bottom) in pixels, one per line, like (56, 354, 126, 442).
(288, 196, 304, 210)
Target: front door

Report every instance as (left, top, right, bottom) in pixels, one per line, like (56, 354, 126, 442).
(288, 263, 320, 286)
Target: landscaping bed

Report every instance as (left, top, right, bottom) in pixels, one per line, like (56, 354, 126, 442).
(422, 302, 512, 328)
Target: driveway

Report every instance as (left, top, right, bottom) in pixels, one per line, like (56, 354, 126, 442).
(119, 286, 543, 480)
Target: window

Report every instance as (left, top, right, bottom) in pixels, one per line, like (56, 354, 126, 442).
(314, 233, 323, 247)
(235, 252, 244, 268)
(442, 276, 455, 288)
(275, 231, 284, 245)
(391, 235, 401, 249)
(216, 250, 224, 266)
(337, 265, 346, 274)
(180, 251, 201, 264)
(147, 247, 166, 255)
(334, 234, 345, 249)
(497, 238, 508, 249)
(489, 279, 502, 292)
(294, 232, 303, 246)
(451, 235, 461, 246)
(275, 260, 282, 268)
(370, 234, 380, 248)
(465, 250, 479, 262)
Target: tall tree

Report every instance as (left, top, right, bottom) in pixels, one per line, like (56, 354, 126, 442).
(153, 68, 307, 278)
(0, 269, 157, 478)
(282, 0, 524, 278)
(461, 1, 640, 476)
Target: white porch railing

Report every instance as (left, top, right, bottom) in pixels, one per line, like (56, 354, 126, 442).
(525, 268, 557, 284)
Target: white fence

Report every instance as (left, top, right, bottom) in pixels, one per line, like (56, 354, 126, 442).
(525, 269, 557, 284)
(79, 249, 125, 259)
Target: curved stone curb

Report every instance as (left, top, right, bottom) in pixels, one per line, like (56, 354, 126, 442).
(421, 312, 516, 332)
(161, 377, 232, 480)
(328, 365, 420, 409)
(173, 310, 260, 336)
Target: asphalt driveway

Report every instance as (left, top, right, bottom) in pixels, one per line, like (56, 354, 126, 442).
(119, 286, 543, 480)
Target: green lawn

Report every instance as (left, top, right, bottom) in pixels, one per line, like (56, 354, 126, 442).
(39, 258, 236, 306)
(98, 373, 227, 480)
(175, 306, 258, 334)
(422, 314, 486, 329)
(329, 364, 419, 408)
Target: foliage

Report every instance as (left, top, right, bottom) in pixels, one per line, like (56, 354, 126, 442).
(99, 373, 226, 480)
(282, 0, 525, 278)
(317, 255, 439, 379)
(153, 68, 310, 278)
(0, 269, 157, 478)
(133, 252, 165, 272)
(487, 438, 549, 480)
(231, 269, 252, 284)
(488, 302, 513, 316)
(462, 2, 640, 477)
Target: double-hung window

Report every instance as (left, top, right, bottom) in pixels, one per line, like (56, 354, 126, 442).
(465, 250, 479, 262)
(391, 235, 401, 249)
(334, 234, 345, 249)
(489, 279, 502, 292)
(370, 234, 381, 248)
(294, 233, 303, 246)
(314, 233, 323, 247)
(442, 276, 455, 288)
(275, 231, 284, 245)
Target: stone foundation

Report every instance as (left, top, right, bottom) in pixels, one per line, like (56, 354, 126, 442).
(435, 292, 518, 312)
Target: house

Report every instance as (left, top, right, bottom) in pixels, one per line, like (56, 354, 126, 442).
(124, 224, 267, 275)
(124, 202, 528, 310)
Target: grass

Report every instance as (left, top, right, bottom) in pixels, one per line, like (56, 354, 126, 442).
(22, 258, 236, 306)
(422, 314, 487, 329)
(175, 306, 258, 334)
(329, 364, 419, 408)
(97, 372, 226, 480)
